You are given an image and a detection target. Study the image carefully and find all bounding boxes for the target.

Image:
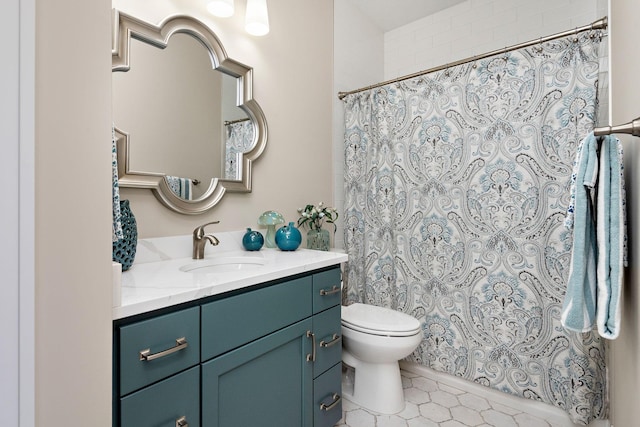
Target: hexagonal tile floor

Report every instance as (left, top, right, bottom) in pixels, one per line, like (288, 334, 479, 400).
(334, 368, 584, 427)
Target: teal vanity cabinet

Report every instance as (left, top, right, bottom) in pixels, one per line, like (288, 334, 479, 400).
(113, 265, 343, 427)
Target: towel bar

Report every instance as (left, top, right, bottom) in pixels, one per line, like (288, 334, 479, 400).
(593, 117, 640, 137)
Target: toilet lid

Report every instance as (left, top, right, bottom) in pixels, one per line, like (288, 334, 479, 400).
(342, 303, 421, 336)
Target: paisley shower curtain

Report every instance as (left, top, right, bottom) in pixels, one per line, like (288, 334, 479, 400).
(342, 30, 606, 425)
(224, 119, 254, 179)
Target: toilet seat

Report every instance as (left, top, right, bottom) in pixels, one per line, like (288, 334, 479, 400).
(342, 303, 421, 337)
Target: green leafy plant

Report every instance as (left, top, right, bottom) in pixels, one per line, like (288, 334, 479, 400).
(297, 202, 338, 232)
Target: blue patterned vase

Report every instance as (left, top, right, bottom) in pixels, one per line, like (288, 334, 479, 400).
(112, 200, 137, 271)
(275, 222, 302, 251)
(306, 228, 330, 251)
(242, 228, 264, 251)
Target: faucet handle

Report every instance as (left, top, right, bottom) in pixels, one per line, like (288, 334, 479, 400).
(194, 221, 220, 238)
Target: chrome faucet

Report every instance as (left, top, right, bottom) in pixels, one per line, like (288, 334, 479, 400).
(192, 221, 220, 259)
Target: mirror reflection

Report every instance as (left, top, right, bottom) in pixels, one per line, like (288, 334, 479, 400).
(224, 117, 254, 182)
(113, 33, 251, 200)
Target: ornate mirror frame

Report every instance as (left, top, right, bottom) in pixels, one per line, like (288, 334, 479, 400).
(112, 9, 268, 214)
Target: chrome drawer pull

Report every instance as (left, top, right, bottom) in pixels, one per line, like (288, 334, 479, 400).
(320, 334, 341, 348)
(320, 393, 341, 411)
(176, 416, 188, 427)
(319, 285, 340, 296)
(139, 337, 188, 361)
(306, 331, 316, 362)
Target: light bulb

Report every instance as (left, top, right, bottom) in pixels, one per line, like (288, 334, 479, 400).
(207, 0, 234, 18)
(245, 0, 269, 36)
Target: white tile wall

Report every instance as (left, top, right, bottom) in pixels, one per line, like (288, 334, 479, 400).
(383, 0, 601, 80)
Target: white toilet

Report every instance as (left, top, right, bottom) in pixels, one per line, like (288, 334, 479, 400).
(341, 303, 423, 414)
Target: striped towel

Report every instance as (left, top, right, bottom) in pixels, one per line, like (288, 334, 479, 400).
(561, 132, 598, 333)
(166, 176, 193, 200)
(596, 135, 626, 339)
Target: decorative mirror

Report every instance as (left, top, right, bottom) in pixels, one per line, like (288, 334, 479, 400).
(112, 9, 267, 214)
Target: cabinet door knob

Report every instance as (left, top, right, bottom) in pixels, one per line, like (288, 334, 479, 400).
(319, 393, 341, 411)
(319, 285, 340, 296)
(176, 416, 188, 427)
(306, 331, 316, 362)
(139, 337, 188, 361)
(320, 334, 341, 348)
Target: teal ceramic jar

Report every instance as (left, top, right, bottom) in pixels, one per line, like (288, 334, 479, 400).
(242, 228, 264, 251)
(275, 222, 302, 251)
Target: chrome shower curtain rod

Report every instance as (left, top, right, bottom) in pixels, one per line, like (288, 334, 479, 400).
(224, 117, 251, 125)
(594, 117, 640, 137)
(337, 17, 608, 101)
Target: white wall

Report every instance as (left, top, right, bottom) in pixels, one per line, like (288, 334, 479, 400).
(113, 0, 335, 241)
(4, 1, 36, 425)
(383, 0, 604, 80)
(35, 0, 113, 425)
(1, 0, 20, 420)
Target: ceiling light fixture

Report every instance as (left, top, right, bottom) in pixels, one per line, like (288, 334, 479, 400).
(244, 0, 270, 36)
(207, 0, 269, 36)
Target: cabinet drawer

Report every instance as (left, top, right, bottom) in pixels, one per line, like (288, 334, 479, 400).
(201, 276, 313, 360)
(120, 366, 200, 427)
(313, 267, 342, 314)
(119, 306, 200, 396)
(313, 305, 342, 377)
(314, 363, 343, 427)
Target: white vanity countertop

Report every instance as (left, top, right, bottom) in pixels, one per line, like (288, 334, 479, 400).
(114, 230, 348, 320)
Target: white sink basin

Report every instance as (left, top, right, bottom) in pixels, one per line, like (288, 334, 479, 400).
(179, 254, 266, 274)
